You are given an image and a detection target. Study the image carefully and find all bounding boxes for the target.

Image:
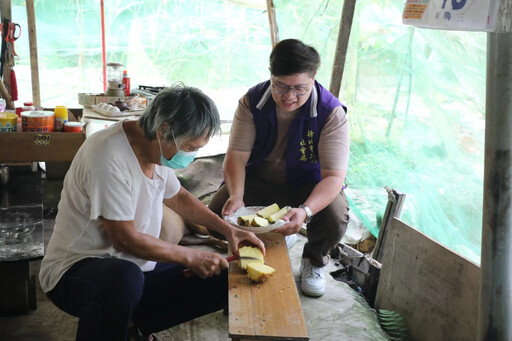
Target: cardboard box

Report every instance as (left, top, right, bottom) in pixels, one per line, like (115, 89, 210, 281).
(78, 93, 132, 107)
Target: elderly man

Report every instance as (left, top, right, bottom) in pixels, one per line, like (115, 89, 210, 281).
(40, 84, 265, 341)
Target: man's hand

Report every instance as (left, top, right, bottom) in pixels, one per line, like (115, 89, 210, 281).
(186, 250, 229, 279)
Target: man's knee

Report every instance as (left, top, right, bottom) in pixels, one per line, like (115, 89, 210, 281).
(315, 193, 350, 237)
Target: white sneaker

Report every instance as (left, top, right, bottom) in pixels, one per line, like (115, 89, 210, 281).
(285, 234, 298, 250)
(300, 258, 326, 297)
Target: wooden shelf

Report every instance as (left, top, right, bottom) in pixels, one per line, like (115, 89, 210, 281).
(0, 108, 86, 163)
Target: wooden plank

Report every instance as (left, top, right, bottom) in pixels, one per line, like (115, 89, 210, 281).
(372, 187, 406, 263)
(375, 218, 480, 341)
(229, 232, 309, 340)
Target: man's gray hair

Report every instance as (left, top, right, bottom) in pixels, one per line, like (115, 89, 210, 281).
(138, 83, 221, 145)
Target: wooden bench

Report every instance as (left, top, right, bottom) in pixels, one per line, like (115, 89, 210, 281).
(228, 232, 309, 341)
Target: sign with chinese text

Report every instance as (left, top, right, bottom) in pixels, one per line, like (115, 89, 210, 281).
(402, 0, 500, 32)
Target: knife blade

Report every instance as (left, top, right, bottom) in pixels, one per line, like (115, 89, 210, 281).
(183, 255, 263, 278)
(225, 255, 263, 262)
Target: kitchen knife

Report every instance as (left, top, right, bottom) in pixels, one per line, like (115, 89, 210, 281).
(183, 255, 262, 278)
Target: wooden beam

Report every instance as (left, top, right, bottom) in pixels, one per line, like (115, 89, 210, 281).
(0, 0, 12, 103)
(329, 0, 356, 98)
(266, 0, 279, 48)
(26, 0, 41, 107)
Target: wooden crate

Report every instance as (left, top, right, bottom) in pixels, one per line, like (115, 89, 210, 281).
(0, 109, 85, 163)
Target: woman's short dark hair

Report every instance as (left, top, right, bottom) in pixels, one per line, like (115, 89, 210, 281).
(269, 39, 320, 77)
(138, 83, 221, 145)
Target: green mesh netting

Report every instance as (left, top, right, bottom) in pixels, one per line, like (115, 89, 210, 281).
(276, 0, 485, 264)
(18, 0, 484, 264)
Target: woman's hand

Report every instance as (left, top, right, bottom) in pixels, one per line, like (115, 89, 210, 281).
(186, 249, 229, 279)
(222, 196, 244, 217)
(273, 207, 306, 236)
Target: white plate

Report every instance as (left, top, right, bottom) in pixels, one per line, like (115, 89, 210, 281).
(224, 206, 289, 233)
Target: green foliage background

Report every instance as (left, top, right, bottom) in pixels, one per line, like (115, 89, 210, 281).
(11, 0, 485, 263)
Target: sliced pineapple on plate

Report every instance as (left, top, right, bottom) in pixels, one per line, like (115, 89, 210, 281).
(237, 214, 257, 226)
(256, 203, 280, 219)
(268, 206, 290, 224)
(250, 216, 270, 227)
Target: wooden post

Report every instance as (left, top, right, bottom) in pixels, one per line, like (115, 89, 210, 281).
(495, 0, 512, 33)
(477, 31, 512, 341)
(329, 0, 356, 98)
(266, 0, 279, 48)
(101, 0, 107, 93)
(0, 0, 12, 104)
(26, 0, 41, 107)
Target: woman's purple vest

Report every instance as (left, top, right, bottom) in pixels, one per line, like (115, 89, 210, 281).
(246, 80, 346, 186)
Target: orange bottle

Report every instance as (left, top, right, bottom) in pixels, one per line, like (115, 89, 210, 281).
(54, 106, 68, 132)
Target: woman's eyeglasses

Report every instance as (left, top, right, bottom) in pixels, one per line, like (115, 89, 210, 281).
(272, 84, 309, 96)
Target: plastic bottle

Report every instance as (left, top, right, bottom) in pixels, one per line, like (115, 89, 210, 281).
(20, 102, 35, 132)
(16, 114, 21, 132)
(122, 70, 130, 97)
(54, 106, 68, 132)
(22, 101, 35, 112)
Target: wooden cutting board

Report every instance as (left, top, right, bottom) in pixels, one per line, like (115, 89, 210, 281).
(228, 232, 309, 340)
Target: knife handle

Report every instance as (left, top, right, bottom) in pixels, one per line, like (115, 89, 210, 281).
(225, 255, 238, 262)
(183, 268, 194, 278)
(183, 254, 238, 278)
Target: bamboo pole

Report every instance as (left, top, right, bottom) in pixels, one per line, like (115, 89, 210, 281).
(101, 0, 107, 93)
(0, 0, 12, 104)
(329, 0, 356, 98)
(0, 78, 13, 108)
(26, 0, 40, 107)
(266, 0, 279, 48)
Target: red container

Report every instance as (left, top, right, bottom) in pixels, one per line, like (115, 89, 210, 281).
(122, 70, 130, 97)
(64, 121, 83, 133)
